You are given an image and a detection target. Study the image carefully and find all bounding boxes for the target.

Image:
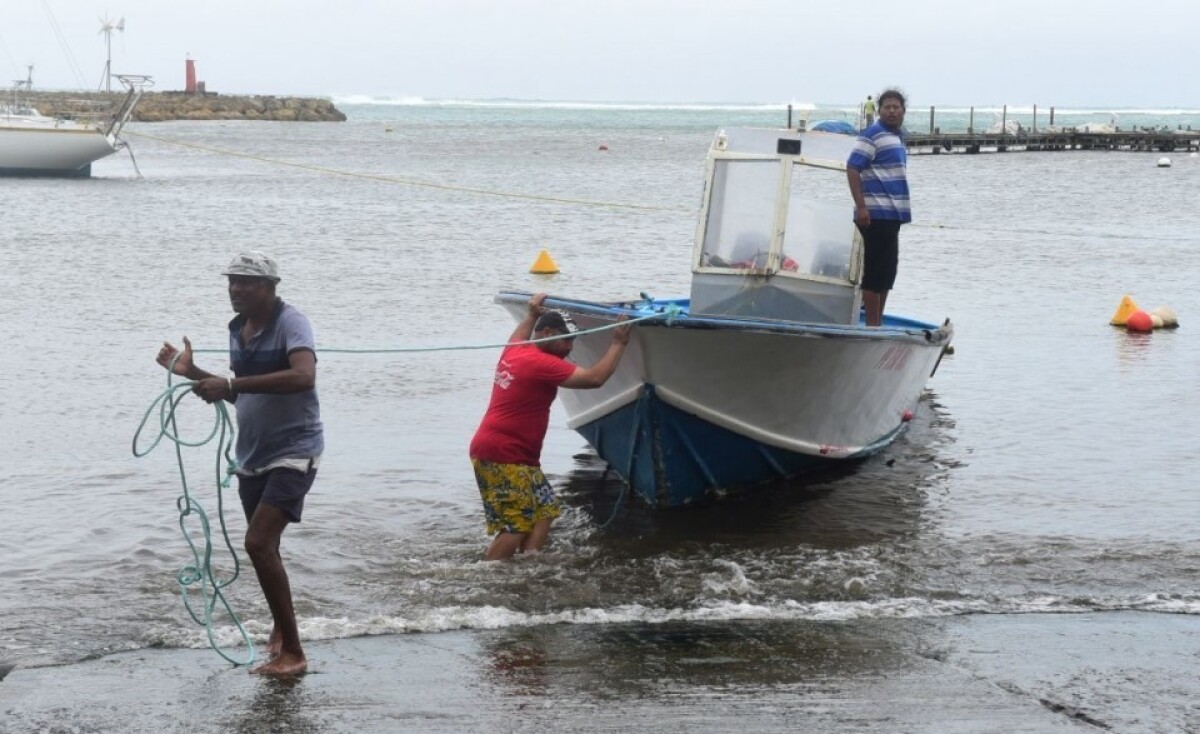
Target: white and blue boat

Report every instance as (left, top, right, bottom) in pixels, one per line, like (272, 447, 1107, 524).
(496, 126, 953, 508)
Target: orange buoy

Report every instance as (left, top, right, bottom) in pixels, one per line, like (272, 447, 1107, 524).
(901, 410, 914, 422)
(1125, 310, 1153, 333)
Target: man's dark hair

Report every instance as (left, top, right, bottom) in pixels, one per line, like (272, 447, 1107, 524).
(534, 310, 578, 334)
(878, 89, 907, 108)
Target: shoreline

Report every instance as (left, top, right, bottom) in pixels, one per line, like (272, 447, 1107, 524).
(4, 611, 1197, 731)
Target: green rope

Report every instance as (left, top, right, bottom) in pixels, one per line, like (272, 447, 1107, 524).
(192, 306, 681, 354)
(131, 360, 256, 667)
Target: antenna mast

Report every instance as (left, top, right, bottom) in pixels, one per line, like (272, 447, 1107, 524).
(98, 16, 124, 92)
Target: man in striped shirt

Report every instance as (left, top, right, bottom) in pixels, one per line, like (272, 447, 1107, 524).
(846, 89, 910, 326)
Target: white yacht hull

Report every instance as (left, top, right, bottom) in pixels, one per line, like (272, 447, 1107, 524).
(0, 124, 118, 177)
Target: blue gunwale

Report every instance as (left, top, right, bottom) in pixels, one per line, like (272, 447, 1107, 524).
(496, 291, 952, 347)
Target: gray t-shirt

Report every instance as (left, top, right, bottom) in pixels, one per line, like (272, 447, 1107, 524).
(228, 299, 324, 472)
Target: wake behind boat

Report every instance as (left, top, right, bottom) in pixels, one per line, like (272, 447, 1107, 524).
(0, 74, 151, 177)
(496, 126, 953, 507)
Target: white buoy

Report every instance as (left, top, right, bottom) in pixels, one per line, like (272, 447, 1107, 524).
(1150, 306, 1179, 328)
(1157, 156, 1172, 167)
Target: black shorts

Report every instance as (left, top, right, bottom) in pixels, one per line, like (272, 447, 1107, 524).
(238, 465, 317, 523)
(860, 219, 902, 292)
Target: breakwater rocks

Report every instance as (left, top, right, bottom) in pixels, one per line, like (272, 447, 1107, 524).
(26, 90, 346, 122)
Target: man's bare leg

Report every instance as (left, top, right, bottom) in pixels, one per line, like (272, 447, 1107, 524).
(244, 504, 307, 676)
(864, 290, 884, 327)
(485, 531, 527, 560)
(263, 539, 282, 658)
(264, 627, 282, 659)
(519, 519, 552, 554)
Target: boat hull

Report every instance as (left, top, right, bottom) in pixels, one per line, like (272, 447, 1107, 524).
(498, 292, 952, 507)
(0, 125, 117, 177)
(576, 383, 878, 507)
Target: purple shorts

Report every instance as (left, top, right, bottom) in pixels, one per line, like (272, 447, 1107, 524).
(237, 466, 317, 523)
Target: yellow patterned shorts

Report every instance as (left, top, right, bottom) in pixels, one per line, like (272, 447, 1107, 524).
(471, 459, 562, 535)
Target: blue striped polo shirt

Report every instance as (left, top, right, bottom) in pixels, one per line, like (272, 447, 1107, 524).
(228, 299, 324, 472)
(846, 122, 911, 222)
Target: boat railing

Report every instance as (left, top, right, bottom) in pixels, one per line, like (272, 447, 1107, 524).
(104, 74, 153, 137)
(4, 75, 151, 132)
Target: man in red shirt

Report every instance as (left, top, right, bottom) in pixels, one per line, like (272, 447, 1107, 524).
(470, 292, 631, 560)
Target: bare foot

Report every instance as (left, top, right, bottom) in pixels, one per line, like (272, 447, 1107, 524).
(249, 651, 307, 677)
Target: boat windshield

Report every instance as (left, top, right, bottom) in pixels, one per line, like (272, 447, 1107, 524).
(781, 163, 857, 281)
(698, 155, 858, 283)
(699, 159, 778, 270)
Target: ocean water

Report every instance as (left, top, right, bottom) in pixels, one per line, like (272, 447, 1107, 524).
(1, 100, 1199, 676)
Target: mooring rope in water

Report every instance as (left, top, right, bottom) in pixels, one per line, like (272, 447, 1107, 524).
(596, 468, 630, 531)
(131, 358, 256, 667)
(125, 130, 692, 214)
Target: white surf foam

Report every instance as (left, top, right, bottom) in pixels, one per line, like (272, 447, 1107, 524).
(330, 95, 816, 112)
(158, 593, 1200, 651)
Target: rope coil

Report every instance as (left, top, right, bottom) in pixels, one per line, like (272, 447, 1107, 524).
(131, 361, 256, 667)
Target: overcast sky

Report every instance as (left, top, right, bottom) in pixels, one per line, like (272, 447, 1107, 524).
(1, 0, 1195, 107)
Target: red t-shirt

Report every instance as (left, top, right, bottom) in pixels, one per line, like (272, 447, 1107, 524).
(469, 342, 578, 465)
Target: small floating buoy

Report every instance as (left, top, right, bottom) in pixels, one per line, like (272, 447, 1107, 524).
(1109, 294, 1141, 326)
(529, 248, 560, 274)
(384, 127, 394, 133)
(1126, 310, 1154, 333)
(598, 142, 609, 151)
(1157, 156, 1172, 167)
(1150, 306, 1180, 328)
(901, 410, 914, 422)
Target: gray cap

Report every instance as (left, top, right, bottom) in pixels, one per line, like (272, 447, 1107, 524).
(222, 251, 280, 282)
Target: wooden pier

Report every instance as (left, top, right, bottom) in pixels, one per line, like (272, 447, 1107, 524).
(785, 103, 1200, 155)
(905, 129, 1200, 155)
(902, 104, 1200, 155)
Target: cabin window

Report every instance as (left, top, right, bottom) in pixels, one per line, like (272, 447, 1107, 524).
(780, 164, 858, 281)
(700, 160, 779, 269)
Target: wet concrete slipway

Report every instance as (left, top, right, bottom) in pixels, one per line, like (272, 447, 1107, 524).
(3, 612, 1198, 732)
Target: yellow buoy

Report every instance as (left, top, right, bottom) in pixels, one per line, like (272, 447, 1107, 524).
(1109, 295, 1140, 326)
(530, 249, 560, 274)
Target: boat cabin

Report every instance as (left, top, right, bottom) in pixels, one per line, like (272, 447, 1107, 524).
(690, 126, 863, 324)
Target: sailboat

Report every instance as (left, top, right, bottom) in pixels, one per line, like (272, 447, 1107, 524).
(0, 16, 151, 177)
(1, 70, 152, 178)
